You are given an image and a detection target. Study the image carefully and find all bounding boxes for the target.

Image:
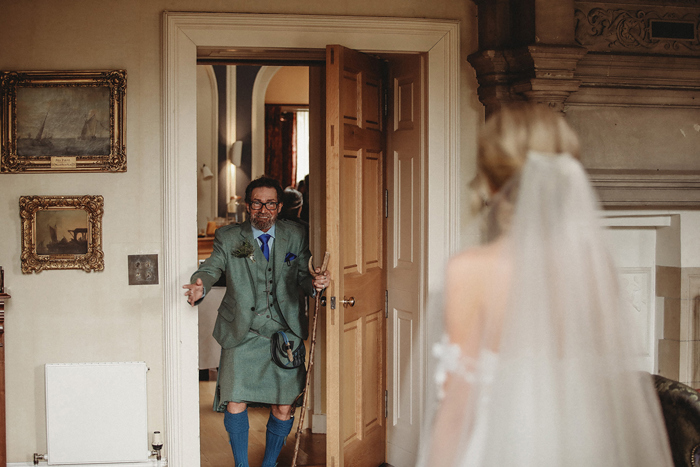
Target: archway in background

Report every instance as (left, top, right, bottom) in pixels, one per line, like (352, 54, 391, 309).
(252, 66, 282, 180)
(196, 65, 219, 231)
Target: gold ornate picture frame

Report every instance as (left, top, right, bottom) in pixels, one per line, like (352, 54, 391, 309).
(19, 195, 104, 273)
(1, 70, 126, 173)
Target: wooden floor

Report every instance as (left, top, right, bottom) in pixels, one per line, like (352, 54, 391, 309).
(199, 380, 326, 467)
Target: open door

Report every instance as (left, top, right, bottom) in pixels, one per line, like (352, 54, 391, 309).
(325, 44, 387, 467)
(385, 53, 425, 466)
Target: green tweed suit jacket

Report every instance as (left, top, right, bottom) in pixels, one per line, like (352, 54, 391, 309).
(191, 219, 314, 349)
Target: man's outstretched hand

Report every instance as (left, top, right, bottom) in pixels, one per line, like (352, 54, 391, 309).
(182, 278, 204, 306)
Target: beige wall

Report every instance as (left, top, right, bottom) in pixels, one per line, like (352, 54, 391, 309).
(0, 0, 479, 462)
(265, 67, 309, 105)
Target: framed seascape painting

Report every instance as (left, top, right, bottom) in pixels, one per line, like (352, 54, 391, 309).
(0, 70, 126, 173)
(19, 195, 104, 273)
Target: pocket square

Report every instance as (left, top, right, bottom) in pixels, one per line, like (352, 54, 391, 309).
(284, 252, 297, 264)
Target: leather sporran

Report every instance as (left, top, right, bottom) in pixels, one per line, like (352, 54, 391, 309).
(270, 331, 306, 369)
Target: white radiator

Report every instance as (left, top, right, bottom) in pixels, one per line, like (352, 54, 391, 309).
(44, 362, 149, 465)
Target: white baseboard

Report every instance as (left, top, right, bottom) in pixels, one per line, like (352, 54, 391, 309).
(10, 459, 167, 467)
(388, 441, 418, 467)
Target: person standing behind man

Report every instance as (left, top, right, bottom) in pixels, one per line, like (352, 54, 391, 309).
(279, 187, 309, 235)
(183, 176, 330, 467)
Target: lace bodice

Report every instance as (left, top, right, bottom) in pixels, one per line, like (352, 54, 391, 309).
(432, 335, 498, 398)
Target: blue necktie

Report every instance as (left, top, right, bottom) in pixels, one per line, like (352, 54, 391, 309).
(259, 234, 271, 261)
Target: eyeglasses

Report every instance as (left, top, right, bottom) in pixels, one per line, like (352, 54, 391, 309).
(249, 200, 279, 210)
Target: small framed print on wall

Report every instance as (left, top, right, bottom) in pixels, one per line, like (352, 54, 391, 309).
(1, 70, 126, 173)
(19, 195, 104, 273)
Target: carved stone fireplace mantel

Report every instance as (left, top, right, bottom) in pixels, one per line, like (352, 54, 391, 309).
(468, 0, 700, 207)
(468, 44, 588, 115)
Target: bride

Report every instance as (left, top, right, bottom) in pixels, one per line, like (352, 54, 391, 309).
(421, 104, 673, 466)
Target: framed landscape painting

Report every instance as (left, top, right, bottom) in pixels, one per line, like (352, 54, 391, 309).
(0, 70, 126, 173)
(20, 195, 104, 273)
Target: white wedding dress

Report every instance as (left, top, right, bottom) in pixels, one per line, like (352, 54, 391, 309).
(432, 338, 498, 466)
(418, 153, 673, 467)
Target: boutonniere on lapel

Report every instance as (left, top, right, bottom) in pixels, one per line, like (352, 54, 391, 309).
(232, 240, 256, 263)
(284, 252, 297, 266)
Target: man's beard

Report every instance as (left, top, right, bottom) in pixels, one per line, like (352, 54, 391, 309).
(250, 211, 277, 231)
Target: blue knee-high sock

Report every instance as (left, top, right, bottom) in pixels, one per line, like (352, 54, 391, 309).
(261, 412, 294, 467)
(223, 409, 249, 467)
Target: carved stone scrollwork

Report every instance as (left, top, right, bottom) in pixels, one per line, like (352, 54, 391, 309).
(468, 45, 587, 115)
(467, 49, 522, 116)
(575, 6, 700, 54)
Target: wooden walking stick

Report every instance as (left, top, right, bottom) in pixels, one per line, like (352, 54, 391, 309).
(290, 251, 330, 467)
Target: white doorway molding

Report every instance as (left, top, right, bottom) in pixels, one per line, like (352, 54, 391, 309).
(163, 13, 461, 467)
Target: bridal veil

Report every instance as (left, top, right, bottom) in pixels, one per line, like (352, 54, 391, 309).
(419, 150, 673, 466)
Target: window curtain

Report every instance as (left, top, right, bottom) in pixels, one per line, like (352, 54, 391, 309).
(264, 105, 297, 188)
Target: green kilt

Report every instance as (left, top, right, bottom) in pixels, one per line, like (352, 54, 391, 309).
(213, 322, 306, 411)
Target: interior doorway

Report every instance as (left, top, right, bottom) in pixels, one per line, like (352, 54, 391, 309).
(163, 13, 461, 467)
(196, 48, 426, 467)
(195, 62, 323, 466)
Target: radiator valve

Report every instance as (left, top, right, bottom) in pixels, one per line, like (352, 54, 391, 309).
(33, 453, 47, 465)
(150, 431, 163, 461)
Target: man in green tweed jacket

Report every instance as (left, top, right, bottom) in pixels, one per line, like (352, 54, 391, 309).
(183, 176, 330, 467)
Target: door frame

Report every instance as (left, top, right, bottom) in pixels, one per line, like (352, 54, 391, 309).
(163, 12, 460, 467)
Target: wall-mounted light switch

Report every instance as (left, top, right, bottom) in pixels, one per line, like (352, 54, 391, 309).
(128, 254, 159, 285)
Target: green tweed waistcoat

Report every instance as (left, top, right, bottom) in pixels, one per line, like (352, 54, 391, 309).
(249, 245, 284, 329)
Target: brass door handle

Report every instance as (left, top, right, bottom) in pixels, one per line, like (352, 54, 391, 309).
(341, 297, 355, 307)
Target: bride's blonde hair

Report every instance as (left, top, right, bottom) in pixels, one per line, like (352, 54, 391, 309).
(473, 104, 581, 238)
(477, 103, 580, 194)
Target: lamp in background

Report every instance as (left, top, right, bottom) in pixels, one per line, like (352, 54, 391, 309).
(201, 164, 214, 180)
(229, 140, 243, 166)
(228, 141, 242, 219)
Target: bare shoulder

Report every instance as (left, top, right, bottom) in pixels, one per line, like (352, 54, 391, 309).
(445, 246, 494, 307)
(444, 241, 508, 346)
(446, 241, 504, 281)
